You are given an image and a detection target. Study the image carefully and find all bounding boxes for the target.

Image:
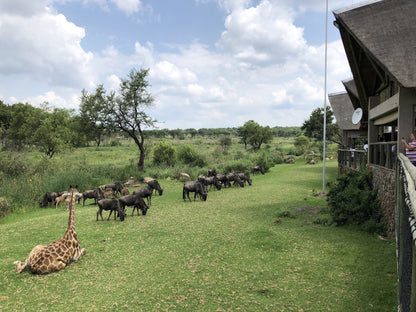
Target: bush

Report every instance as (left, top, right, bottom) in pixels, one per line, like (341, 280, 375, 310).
(253, 150, 275, 173)
(153, 141, 176, 166)
(0, 197, 12, 217)
(327, 168, 386, 235)
(177, 144, 207, 167)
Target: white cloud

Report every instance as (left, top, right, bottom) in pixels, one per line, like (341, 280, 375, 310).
(217, 0, 307, 65)
(0, 5, 94, 88)
(110, 0, 141, 15)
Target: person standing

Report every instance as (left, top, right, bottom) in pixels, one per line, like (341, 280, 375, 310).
(401, 133, 416, 165)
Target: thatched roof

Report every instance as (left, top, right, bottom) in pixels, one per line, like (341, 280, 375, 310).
(328, 92, 361, 130)
(334, 0, 416, 88)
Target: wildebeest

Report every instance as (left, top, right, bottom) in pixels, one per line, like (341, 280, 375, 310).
(253, 165, 265, 175)
(133, 186, 154, 206)
(147, 179, 164, 196)
(104, 182, 123, 197)
(198, 175, 222, 191)
(39, 192, 59, 207)
(208, 169, 217, 177)
(96, 199, 125, 221)
(215, 173, 229, 188)
(118, 194, 149, 216)
(226, 173, 245, 188)
(237, 172, 252, 186)
(183, 181, 207, 202)
(82, 188, 104, 206)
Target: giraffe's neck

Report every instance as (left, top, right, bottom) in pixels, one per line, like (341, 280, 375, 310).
(64, 189, 76, 239)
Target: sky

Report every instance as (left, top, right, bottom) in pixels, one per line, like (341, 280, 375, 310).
(0, 0, 360, 129)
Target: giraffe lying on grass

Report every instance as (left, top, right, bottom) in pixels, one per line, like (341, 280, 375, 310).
(14, 186, 86, 274)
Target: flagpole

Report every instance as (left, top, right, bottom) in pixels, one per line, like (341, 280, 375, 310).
(323, 0, 329, 193)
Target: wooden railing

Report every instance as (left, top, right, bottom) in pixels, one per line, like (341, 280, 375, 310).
(396, 153, 416, 312)
(338, 149, 367, 170)
(369, 141, 397, 170)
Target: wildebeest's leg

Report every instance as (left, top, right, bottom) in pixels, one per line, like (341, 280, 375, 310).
(107, 210, 113, 221)
(97, 208, 104, 221)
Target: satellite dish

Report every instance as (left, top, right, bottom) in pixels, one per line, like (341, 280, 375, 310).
(352, 108, 363, 125)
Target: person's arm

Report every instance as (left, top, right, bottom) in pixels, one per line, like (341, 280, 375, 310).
(402, 139, 415, 150)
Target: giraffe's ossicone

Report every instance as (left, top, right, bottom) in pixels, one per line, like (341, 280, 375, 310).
(14, 186, 86, 274)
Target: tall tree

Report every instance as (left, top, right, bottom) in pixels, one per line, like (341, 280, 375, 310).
(7, 103, 43, 150)
(32, 107, 74, 158)
(79, 85, 108, 147)
(301, 107, 341, 144)
(105, 68, 156, 171)
(238, 120, 273, 150)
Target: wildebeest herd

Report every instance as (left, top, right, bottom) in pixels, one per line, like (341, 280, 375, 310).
(39, 166, 264, 221)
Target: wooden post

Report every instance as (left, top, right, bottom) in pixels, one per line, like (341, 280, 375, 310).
(412, 247, 416, 312)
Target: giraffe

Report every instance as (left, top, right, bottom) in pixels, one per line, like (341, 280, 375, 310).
(14, 186, 86, 274)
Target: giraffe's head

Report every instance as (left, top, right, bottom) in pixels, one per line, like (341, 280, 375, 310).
(69, 185, 79, 193)
(13, 261, 27, 273)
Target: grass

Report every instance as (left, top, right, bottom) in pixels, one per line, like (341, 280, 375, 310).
(0, 159, 397, 311)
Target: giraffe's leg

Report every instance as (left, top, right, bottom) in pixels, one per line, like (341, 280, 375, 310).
(14, 245, 45, 274)
(72, 247, 87, 262)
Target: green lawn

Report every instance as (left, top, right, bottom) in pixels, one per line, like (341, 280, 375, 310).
(0, 160, 397, 311)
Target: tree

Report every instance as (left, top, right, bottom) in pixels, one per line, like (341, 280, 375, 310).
(0, 101, 12, 148)
(105, 68, 156, 171)
(79, 85, 108, 147)
(238, 120, 273, 150)
(32, 107, 74, 158)
(294, 135, 310, 154)
(153, 141, 176, 166)
(219, 135, 232, 153)
(237, 120, 257, 149)
(301, 107, 341, 144)
(7, 103, 43, 150)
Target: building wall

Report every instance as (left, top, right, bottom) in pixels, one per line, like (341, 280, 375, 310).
(370, 165, 395, 237)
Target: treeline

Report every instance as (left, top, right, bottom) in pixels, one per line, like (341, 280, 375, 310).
(0, 100, 301, 155)
(144, 126, 302, 139)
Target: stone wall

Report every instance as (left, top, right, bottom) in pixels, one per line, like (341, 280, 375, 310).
(370, 165, 395, 238)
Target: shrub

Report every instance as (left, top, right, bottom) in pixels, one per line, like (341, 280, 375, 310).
(177, 144, 207, 167)
(153, 141, 176, 166)
(327, 168, 386, 235)
(253, 150, 275, 173)
(0, 152, 30, 178)
(0, 197, 11, 217)
(222, 160, 251, 174)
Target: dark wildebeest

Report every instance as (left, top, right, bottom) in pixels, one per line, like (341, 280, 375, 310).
(118, 194, 149, 216)
(39, 192, 59, 207)
(253, 165, 265, 175)
(226, 173, 245, 188)
(198, 175, 222, 191)
(133, 186, 154, 206)
(183, 181, 207, 202)
(237, 172, 252, 186)
(82, 188, 104, 206)
(215, 173, 229, 188)
(96, 199, 126, 221)
(147, 179, 164, 196)
(207, 169, 217, 177)
(104, 182, 123, 197)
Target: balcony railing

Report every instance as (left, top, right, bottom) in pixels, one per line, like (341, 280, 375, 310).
(369, 141, 397, 170)
(338, 149, 367, 170)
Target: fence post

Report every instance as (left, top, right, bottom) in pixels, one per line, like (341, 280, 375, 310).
(397, 159, 414, 312)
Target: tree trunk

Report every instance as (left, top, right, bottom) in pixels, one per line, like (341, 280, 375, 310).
(138, 149, 145, 171)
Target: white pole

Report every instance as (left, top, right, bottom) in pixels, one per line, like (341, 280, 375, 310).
(323, 0, 329, 193)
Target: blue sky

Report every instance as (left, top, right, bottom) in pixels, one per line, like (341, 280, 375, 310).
(0, 0, 358, 129)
